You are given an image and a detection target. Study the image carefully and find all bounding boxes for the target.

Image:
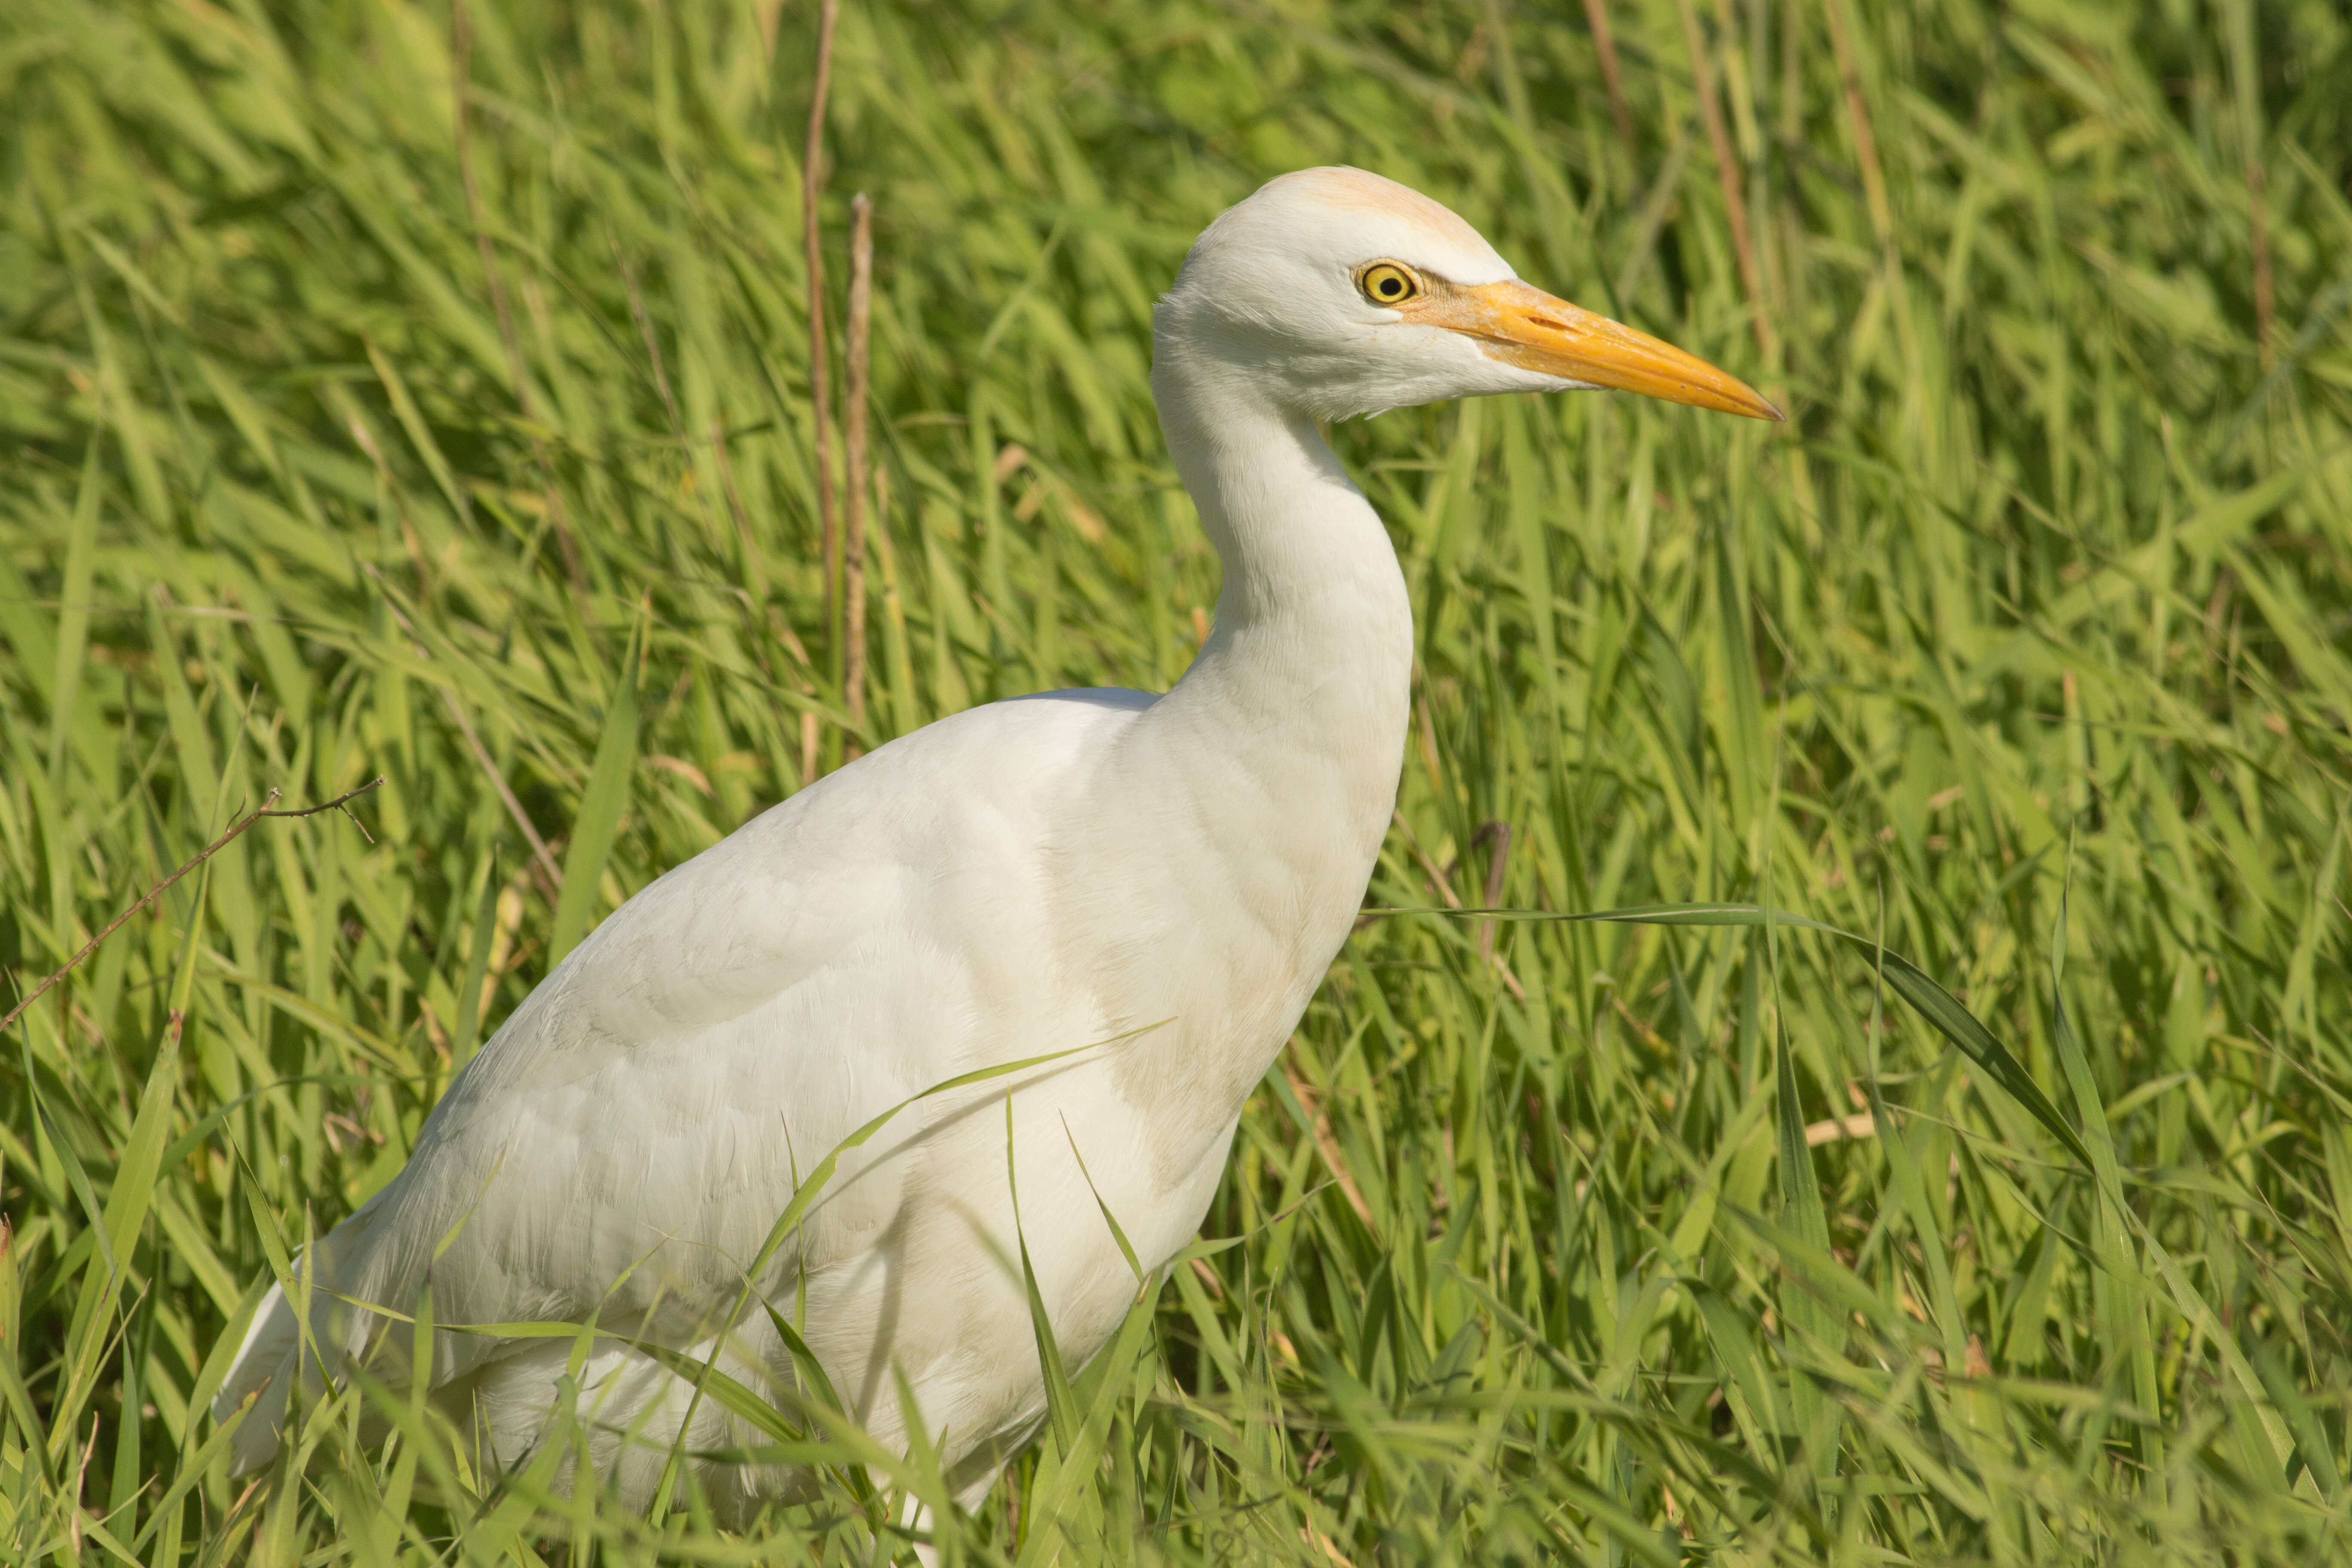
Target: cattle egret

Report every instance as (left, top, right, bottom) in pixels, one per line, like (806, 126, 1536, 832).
(217, 167, 1776, 1528)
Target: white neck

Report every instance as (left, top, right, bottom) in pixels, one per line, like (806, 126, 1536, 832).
(1149, 358, 1414, 738)
(1077, 349, 1414, 1167)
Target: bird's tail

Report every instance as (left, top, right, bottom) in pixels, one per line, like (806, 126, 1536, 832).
(211, 1203, 390, 1473)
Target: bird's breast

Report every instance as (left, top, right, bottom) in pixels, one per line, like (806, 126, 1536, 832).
(1054, 655, 1406, 1184)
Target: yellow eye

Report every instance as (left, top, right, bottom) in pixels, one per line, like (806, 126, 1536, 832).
(1356, 262, 1421, 306)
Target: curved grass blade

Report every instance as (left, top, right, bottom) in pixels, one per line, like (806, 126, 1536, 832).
(1370, 901, 2094, 1170)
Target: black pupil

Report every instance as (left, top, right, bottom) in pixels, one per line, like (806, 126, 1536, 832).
(1378, 275, 1401, 297)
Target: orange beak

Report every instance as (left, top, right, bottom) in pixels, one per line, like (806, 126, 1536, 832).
(1409, 279, 1782, 421)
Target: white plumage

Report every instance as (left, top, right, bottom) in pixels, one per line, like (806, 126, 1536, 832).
(215, 167, 1773, 1525)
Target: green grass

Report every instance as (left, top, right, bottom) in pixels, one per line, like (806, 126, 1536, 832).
(3, 0, 2350, 1560)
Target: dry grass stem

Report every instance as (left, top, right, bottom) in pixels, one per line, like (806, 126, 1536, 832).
(843, 190, 873, 758)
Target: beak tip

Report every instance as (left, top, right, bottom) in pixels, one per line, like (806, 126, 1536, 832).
(1728, 378, 1783, 423)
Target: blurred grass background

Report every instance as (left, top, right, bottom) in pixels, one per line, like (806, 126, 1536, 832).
(2, 0, 2350, 1561)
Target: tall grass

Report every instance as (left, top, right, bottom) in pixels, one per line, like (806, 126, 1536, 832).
(2, 0, 2349, 1560)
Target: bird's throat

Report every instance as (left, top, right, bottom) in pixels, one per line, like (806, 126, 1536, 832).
(1153, 378, 1415, 743)
(1106, 371, 1413, 1153)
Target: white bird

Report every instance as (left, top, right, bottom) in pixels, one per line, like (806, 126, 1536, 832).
(216, 167, 1774, 1529)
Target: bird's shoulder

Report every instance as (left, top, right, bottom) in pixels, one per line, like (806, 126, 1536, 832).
(421, 686, 1158, 1123)
(760, 684, 1157, 849)
(333, 686, 1162, 1335)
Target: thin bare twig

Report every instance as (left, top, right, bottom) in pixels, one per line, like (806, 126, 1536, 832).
(1390, 809, 1463, 911)
(452, 0, 584, 588)
(1384, 812, 1526, 1000)
(843, 190, 873, 760)
(806, 0, 841, 693)
(2224, 0, 2274, 368)
(1284, 1062, 1373, 1231)
(710, 420, 823, 793)
(357, 564, 562, 892)
(763, 607, 824, 790)
(1580, 0, 1637, 156)
(1472, 821, 1512, 962)
(1, 779, 386, 1038)
(453, 2, 530, 424)
(436, 687, 564, 893)
(2247, 161, 2274, 371)
(1821, 0, 1894, 255)
(1674, 0, 1767, 358)
(611, 230, 683, 439)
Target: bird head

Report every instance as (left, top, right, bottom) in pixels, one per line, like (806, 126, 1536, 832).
(1154, 166, 1780, 426)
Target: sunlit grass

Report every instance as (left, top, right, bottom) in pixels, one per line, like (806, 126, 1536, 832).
(1, 0, 2349, 1562)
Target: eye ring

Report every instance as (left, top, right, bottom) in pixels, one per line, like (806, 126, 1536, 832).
(1355, 261, 1422, 307)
